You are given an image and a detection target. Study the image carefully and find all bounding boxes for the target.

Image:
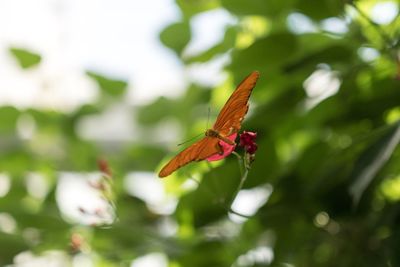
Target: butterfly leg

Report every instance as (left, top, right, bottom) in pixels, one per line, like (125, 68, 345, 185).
(215, 142, 224, 155)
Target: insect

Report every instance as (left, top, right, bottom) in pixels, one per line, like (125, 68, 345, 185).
(158, 71, 260, 178)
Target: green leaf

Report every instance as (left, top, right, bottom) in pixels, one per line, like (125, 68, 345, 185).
(137, 97, 174, 125)
(0, 106, 20, 134)
(175, 161, 241, 227)
(9, 47, 41, 69)
(0, 233, 29, 265)
(137, 85, 210, 126)
(160, 21, 191, 55)
(176, 0, 220, 18)
(230, 32, 298, 75)
(221, 0, 296, 16)
(349, 122, 400, 205)
(87, 71, 127, 97)
(295, 0, 344, 20)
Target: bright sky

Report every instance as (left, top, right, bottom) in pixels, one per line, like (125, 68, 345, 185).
(0, 0, 235, 110)
(0, 0, 182, 110)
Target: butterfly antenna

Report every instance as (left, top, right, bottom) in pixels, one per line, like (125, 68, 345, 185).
(178, 107, 211, 146)
(177, 132, 203, 146)
(206, 106, 211, 130)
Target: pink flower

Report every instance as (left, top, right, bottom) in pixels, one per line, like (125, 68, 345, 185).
(239, 131, 258, 155)
(206, 133, 237, 162)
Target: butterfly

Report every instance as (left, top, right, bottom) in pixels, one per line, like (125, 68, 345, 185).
(158, 71, 260, 178)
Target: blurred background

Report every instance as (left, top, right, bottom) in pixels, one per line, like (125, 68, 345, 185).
(0, 0, 399, 266)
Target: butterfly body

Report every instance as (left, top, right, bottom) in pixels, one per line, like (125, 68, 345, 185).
(158, 71, 260, 178)
(205, 129, 235, 145)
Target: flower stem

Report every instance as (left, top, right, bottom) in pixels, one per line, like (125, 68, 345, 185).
(230, 164, 249, 208)
(232, 151, 244, 176)
(205, 154, 253, 218)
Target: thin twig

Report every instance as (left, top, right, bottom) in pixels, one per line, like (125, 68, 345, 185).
(187, 172, 251, 218)
(229, 167, 249, 208)
(349, 2, 395, 51)
(228, 208, 253, 219)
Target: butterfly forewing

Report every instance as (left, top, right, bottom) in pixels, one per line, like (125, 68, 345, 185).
(158, 137, 220, 177)
(213, 71, 259, 135)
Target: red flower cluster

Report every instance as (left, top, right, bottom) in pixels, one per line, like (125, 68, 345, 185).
(239, 131, 258, 154)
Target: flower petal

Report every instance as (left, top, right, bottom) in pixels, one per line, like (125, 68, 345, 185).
(206, 133, 237, 162)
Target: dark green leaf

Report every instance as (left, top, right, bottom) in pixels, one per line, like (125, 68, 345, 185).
(349, 122, 400, 205)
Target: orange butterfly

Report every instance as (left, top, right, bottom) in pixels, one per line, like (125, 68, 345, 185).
(158, 71, 260, 178)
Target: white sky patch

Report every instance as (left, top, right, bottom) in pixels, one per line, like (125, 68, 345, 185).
(303, 66, 341, 109)
(320, 17, 348, 34)
(0, 0, 187, 109)
(25, 172, 49, 199)
(147, 118, 182, 146)
(370, 1, 399, 25)
(124, 172, 178, 215)
(229, 185, 272, 223)
(184, 8, 236, 57)
(186, 54, 230, 87)
(72, 254, 94, 267)
(130, 253, 168, 267)
(17, 114, 37, 140)
(358, 47, 380, 62)
(0, 173, 11, 197)
(234, 246, 274, 267)
(56, 172, 114, 225)
(13, 251, 69, 267)
(0, 212, 17, 234)
(287, 13, 317, 34)
(76, 103, 136, 142)
(203, 218, 242, 239)
(157, 217, 178, 237)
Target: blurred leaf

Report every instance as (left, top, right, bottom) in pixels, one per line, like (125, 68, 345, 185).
(295, 0, 344, 20)
(176, 161, 240, 227)
(137, 97, 175, 125)
(177, 240, 235, 266)
(349, 122, 400, 205)
(137, 85, 210, 126)
(87, 71, 127, 97)
(176, 0, 219, 18)
(0, 149, 34, 177)
(72, 104, 101, 118)
(0, 233, 29, 265)
(230, 32, 298, 75)
(221, 0, 295, 16)
(121, 144, 165, 171)
(0, 106, 20, 134)
(9, 47, 41, 69)
(160, 21, 191, 55)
